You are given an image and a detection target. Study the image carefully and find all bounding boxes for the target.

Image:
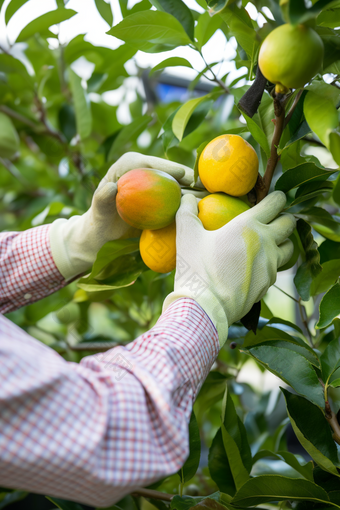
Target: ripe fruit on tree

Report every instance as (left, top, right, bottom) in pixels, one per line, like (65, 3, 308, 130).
(197, 193, 250, 230)
(140, 221, 176, 274)
(198, 134, 259, 197)
(140, 193, 248, 273)
(259, 23, 324, 94)
(116, 168, 181, 230)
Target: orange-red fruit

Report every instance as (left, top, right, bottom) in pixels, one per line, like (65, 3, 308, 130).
(116, 168, 181, 230)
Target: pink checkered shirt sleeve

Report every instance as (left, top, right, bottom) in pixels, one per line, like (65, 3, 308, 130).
(0, 225, 66, 314)
(0, 298, 219, 508)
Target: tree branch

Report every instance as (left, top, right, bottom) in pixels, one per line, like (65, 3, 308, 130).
(196, 48, 230, 94)
(255, 95, 286, 203)
(325, 401, 340, 445)
(131, 488, 174, 502)
(0, 105, 38, 130)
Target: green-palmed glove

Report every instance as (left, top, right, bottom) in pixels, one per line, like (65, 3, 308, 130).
(163, 191, 296, 346)
(50, 152, 194, 281)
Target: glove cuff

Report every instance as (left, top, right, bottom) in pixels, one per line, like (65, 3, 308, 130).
(163, 291, 229, 347)
(49, 213, 99, 281)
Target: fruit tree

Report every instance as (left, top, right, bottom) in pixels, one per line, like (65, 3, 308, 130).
(1, 0, 340, 509)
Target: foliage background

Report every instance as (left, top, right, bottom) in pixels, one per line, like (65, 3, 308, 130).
(1, 0, 340, 509)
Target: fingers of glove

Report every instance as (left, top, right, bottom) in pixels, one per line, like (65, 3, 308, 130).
(93, 182, 118, 209)
(181, 188, 210, 200)
(242, 191, 287, 225)
(176, 194, 203, 233)
(268, 213, 296, 245)
(105, 152, 191, 184)
(277, 238, 294, 268)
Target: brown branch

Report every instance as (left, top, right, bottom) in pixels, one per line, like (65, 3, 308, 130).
(255, 95, 286, 203)
(0, 105, 38, 130)
(131, 488, 174, 502)
(325, 401, 340, 445)
(34, 94, 67, 144)
(0, 157, 28, 185)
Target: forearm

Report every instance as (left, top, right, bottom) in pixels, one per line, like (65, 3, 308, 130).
(0, 298, 219, 508)
(0, 225, 66, 314)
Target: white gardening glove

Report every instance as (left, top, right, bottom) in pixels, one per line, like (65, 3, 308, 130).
(163, 191, 296, 346)
(50, 152, 194, 281)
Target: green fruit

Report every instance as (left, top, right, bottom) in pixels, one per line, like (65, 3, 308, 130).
(259, 24, 324, 91)
(0, 112, 20, 159)
(56, 302, 80, 324)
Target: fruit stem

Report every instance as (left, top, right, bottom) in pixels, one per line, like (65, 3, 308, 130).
(255, 94, 286, 203)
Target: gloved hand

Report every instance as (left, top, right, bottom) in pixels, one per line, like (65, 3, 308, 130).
(49, 153, 194, 281)
(163, 191, 296, 346)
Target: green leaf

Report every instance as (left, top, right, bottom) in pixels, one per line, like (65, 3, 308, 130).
(172, 93, 219, 141)
(297, 207, 340, 243)
(320, 338, 340, 382)
(231, 474, 330, 507)
(218, 4, 257, 59)
(195, 11, 223, 50)
(208, 429, 236, 496)
(108, 115, 152, 160)
(0, 54, 29, 76)
(5, 0, 29, 24)
(207, 0, 238, 15)
(245, 344, 324, 407)
(149, 0, 195, 41)
(289, 0, 339, 25)
(317, 7, 340, 28)
(330, 378, 340, 388)
(222, 386, 252, 473)
(178, 411, 201, 484)
(58, 103, 77, 142)
(275, 162, 336, 193)
(69, 69, 92, 140)
(282, 388, 340, 475)
(252, 450, 314, 481)
(95, 0, 113, 26)
(107, 11, 191, 52)
(294, 219, 322, 301)
(221, 425, 250, 490)
(0, 492, 28, 509)
(241, 113, 270, 158)
(303, 91, 339, 149)
(149, 57, 193, 76)
(316, 282, 340, 329)
(82, 239, 140, 281)
(45, 497, 85, 510)
(16, 8, 77, 42)
(310, 260, 340, 296)
(319, 239, 340, 264)
(329, 130, 340, 166)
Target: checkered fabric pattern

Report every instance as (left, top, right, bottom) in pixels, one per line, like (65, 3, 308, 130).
(0, 226, 219, 508)
(0, 225, 65, 314)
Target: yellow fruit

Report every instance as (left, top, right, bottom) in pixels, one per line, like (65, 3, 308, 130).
(140, 221, 176, 274)
(198, 134, 259, 197)
(140, 193, 250, 273)
(259, 24, 324, 91)
(198, 193, 250, 230)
